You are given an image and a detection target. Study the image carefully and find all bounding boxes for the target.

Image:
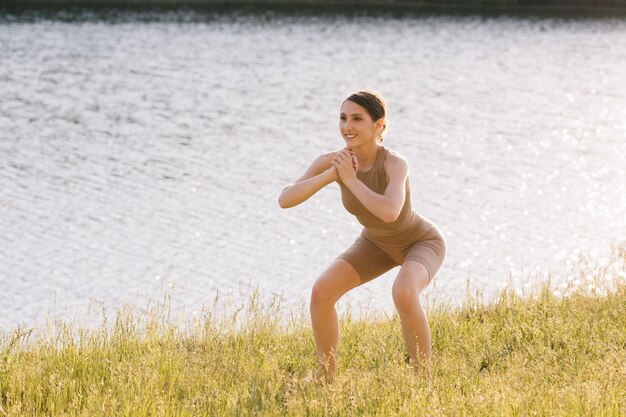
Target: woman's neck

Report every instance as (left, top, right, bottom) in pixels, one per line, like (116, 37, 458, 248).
(351, 143, 381, 171)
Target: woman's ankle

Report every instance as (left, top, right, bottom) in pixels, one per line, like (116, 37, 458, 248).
(314, 367, 335, 384)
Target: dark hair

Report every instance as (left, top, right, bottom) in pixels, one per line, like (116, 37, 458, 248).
(343, 90, 388, 142)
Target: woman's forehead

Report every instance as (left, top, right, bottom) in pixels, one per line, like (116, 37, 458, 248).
(340, 100, 367, 115)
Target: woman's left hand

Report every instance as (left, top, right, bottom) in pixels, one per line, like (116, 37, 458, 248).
(332, 150, 357, 184)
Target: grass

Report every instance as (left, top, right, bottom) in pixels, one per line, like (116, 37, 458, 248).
(1, 243, 625, 416)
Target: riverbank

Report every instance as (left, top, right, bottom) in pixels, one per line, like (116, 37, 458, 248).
(1, 245, 625, 416)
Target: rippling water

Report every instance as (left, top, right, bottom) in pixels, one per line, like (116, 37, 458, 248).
(1, 8, 625, 330)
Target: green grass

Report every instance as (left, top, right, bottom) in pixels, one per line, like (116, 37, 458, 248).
(1, 243, 625, 416)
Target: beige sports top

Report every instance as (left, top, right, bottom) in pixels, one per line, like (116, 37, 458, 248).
(338, 145, 424, 239)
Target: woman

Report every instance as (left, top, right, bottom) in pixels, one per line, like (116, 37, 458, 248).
(278, 90, 446, 383)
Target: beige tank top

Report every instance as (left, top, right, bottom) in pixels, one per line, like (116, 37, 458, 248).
(338, 145, 423, 238)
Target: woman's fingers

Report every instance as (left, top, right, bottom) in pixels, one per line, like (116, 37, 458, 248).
(334, 150, 357, 171)
(334, 153, 348, 164)
(344, 151, 357, 170)
(334, 150, 359, 172)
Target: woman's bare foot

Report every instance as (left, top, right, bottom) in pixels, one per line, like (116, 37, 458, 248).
(419, 365, 433, 386)
(301, 367, 334, 385)
(414, 361, 433, 385)
(316, 367, 334, 384)
(407, 354, 433, 385)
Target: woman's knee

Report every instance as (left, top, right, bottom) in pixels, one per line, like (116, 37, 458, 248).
(392, 261, 430, 310)
(310, 277, 339, 306)
(310, 260, 361, 307)
(392, 282, 420, 311)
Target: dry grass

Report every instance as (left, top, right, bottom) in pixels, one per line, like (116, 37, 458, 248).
(1, 243, 625, 416)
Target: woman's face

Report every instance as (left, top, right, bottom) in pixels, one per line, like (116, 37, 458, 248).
(339, 100, 380, 149)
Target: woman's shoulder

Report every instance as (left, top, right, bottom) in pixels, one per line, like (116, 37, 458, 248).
(307, 148, 345, 171)
(317, 148, 347, 162)
(383, 147, 408, 167)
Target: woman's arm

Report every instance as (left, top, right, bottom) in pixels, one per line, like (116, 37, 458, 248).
(333, 151, 408, 223)
(278, 153, 338, 209)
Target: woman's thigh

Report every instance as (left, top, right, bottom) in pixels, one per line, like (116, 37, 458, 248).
(336, 235, 398, 284)
(393, 260, 431, 297)
(404, 235, 447, 284)
(311, 258, 362, 304)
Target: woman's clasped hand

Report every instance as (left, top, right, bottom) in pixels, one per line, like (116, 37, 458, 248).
(331, 148, 358, 183)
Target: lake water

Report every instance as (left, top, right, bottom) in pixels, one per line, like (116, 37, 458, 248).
(1, 7, 625, 330)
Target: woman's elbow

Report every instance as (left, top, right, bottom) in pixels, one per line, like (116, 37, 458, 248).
(382, 208, 401, 223)
(278, 194, 290, 209)
(278, 190, 296, 209)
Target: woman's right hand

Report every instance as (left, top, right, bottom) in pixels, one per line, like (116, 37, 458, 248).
(327, 150, 357, 182)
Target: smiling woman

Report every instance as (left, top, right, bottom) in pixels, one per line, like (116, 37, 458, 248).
(278, 89, 447, 384)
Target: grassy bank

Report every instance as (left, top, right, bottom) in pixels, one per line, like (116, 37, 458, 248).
(1, 245, 625, 416)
